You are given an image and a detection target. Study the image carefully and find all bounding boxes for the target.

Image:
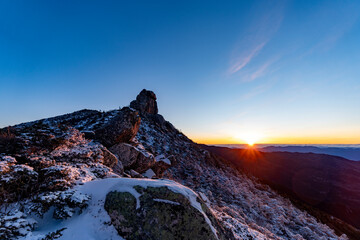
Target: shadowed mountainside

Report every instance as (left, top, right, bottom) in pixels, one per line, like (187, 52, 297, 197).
(202, 145, 360, 232)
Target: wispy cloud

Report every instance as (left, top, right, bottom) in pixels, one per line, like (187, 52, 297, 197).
(227, 1, 286, 76)
(248, 56, 280, 81)
(228, 42, 266, 75)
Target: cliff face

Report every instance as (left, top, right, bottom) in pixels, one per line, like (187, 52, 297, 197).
(0, 90, 349, 240)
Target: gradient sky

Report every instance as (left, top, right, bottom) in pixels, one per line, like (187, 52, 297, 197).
(1, 0, 360, 144)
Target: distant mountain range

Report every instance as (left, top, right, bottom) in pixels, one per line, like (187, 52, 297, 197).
(215, 144, 360, 161)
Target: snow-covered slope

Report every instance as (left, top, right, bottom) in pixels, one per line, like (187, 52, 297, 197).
(17, 178, 221, 240)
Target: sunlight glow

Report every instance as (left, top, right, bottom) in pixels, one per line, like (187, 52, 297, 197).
(234, 132, 263, 146)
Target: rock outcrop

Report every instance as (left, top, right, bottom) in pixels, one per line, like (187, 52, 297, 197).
(104, 182, 231, 240)
(109, 143, 156, 173)
(101, 148, 119, 169)
(95, 107, 141, 147)
(130, 89, 158, 115)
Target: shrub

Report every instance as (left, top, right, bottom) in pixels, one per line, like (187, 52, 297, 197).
(0, 127, 24, 154)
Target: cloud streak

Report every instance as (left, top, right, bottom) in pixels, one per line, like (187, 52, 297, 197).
(248, 56, 280, 81)
(228, 1, 286, 76)
(228, 42, 266, 75)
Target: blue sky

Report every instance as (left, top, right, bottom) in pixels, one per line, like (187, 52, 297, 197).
(1, 0, 359, 144)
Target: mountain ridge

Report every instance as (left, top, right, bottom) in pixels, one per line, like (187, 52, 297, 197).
(0, 89, 354, 240)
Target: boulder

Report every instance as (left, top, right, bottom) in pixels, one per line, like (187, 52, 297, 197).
(130, 89, 158, 115)
(101, 148, 118, 168)
(104, 184, 229, 240)
(151, 161, 170, 178)
(112, 160, 124, 176)
(128, 169, 144, 178)
(151, 155, 172, 178)
(109, 143, 155, 173)
(95, 108, 141, 147)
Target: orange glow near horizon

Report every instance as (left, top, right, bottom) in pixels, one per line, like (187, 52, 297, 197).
(187, 125, 360, 145)
(192, 135, 360, 145)
(187, 121, 360, 145)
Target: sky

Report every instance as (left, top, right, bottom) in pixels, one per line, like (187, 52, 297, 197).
(0, 0, 360, 144)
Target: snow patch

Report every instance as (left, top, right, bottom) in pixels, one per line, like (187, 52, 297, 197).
(153, 198, 181, 205)
(143, 168, 155, 178)
(155, 154, 171, 165)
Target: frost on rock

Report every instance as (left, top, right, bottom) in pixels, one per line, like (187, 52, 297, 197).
(0, 210, 36, 239)
(0, 156, 17, 173)
(0, 127, 119, 203)
(0, 123, 122, 239)
(155, 154, 171, 165)
(32, 190, 90, 219)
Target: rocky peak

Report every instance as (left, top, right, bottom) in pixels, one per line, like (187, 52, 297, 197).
(130, 89, 158, 115)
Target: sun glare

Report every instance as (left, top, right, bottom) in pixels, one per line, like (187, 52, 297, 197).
(246, 139, 256, 146)
(235, 132, 263, 146)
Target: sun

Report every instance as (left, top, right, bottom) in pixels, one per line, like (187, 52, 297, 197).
(245, 138, 256, 146)
(234, 132, 263, 146)
(243, 135, 259, 146)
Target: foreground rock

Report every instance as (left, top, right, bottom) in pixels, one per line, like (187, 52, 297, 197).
(104, 179, 231, 240)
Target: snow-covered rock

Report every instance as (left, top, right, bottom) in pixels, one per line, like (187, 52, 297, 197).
(103, 178, 232, 240)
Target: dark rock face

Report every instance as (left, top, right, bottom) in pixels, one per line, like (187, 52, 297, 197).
(109, 143, 155, 173)
(95, 108, 141, 147)
(104, 186, 227, 240)
(130, 89, 158, 115)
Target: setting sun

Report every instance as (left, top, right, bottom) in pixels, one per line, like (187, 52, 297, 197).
(244, 136, 258, 146)
(246, 140, 256, 146)
(234, 132, 263, 146)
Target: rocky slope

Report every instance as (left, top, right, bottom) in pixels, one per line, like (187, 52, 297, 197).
(203, 146, 360, 229)
(202, 146, 360, 239)
(0, 89, 350, 239)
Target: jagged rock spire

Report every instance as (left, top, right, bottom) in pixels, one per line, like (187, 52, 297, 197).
(130, 89, 158, 114)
